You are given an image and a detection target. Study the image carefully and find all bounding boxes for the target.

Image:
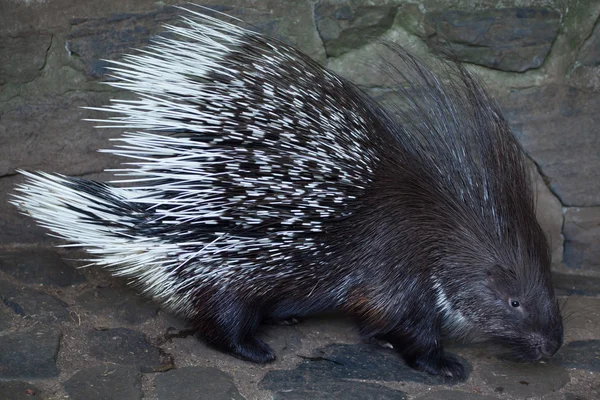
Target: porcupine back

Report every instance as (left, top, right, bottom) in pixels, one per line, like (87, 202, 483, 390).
(12, 8, 560, 372)
(13, 11, 384, 317)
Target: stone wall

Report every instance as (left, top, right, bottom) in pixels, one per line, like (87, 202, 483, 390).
(1, 0, 598, 276)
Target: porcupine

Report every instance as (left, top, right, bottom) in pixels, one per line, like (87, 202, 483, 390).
(12, 8, 563, 378)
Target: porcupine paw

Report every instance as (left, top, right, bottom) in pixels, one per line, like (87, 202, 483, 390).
(404, 353, 466, 379)
(233, 337, 276, 364)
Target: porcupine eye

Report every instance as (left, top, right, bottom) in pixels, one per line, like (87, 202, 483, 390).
(510, 299, 520, 308)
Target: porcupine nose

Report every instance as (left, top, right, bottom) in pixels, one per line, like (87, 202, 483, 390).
(539, 325, 563, 358)
(540, 340, 561, 358)
(548, 331, 563, 357)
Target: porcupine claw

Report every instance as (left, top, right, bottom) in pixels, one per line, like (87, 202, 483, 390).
(231, 337, 276, 364)
(404, 352, 466, 379)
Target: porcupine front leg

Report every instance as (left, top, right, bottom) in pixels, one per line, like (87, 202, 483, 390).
(381, 329, 465, 379)
(352, 299, 465, 378)
(193, 296, 276, 364)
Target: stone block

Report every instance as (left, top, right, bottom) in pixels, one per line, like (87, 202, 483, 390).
(315, 3, 398, 57)
(63, 365, 142, 400)
(0, 329, 61, 379)
(426, 8, 560, 72)
(531, 163, 564, 267)
(499, 85, 600, 206)
(0, 34, 52, 84)
(155, 367, 244, 400)
(563, 207, 600, 273)
(0, 280, 70, 323)
(87, 328, 166, 372)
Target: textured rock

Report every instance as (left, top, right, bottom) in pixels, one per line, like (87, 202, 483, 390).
(63, 365, 142, 400)
(0, 249, 85, 287)
(414, 390, 500, 400)
(87, 328, 165, 372)
(214, 0, 325, 62)
(0, 91, 120, 177)
(0, 381, 45, 400)
(0, 329, 61, 379)
(563, 207, 600, 273)
(395, 4, 432, 39)
(0, 307, 12, 332)
(576, 19, 600, 67)
(426, 8, 560, 72)
(77, 286, 158, 324)
(66, 1, 324, 79)
(260, 343, 469, 392)
(66, 7, 181, 78)
(326, 25, 432, 88)
(0, 34, 52, 84)
(553, 272, 600, 296)
(0, 280, 70, 323)
(500, 85, 600, 206)
(479, 360, 570, 398)
(272, 381, 406, 400)
(0, 176, 55, 246)
(531, 164, 564, 266)
(555, 340, 600, 372)
(570, 19, 600, 91)
(262, 323, 304, 358)
(564, 394, 589, 400)
(155, 367, 244, 400)
(315, 4, 398, 57)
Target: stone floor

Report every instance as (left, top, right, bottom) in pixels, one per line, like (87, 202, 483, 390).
(0, 246, 599, 400)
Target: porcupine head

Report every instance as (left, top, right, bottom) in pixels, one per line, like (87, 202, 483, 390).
(11, 7, 563, 379)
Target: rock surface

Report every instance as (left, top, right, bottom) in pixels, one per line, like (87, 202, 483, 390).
(0, 249, 86, 287)
(0, 280, 70, 323)
(0, 381, 46, 400)
(531, 163, 564, 266)
(479, 360, 570, 398)
(260, 343, 469, 393)
(0, 34, 52, 84)
(414, 390, 500, 400)
(576, 18, 600, 67)
(0, 329, 61, 379)
(63, 365, 142, 400)
(553, 272, 600, 296)
(426, 8, 560, 72)
(155, 367, 244, 400)
(77, 286, 158, 324)
(499, 85, 600, 207)
(315, 4, 398, 57)
(0, 307, 12, 332)
(87, 328, 166, 372)
(563, 207, 600, 273)
(555, 340, 600, 372)
(66, 7, 181, 78)
(272, 381, 407, 400)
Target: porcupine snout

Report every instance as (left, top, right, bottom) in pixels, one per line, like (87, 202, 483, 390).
(524, 323, 563, 361)
(541, 324, 563, 358)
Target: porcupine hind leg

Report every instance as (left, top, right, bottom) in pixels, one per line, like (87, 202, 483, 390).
(194, 298, 276, 364)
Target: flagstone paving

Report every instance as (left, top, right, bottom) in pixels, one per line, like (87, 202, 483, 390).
(0, 247, 599, 399)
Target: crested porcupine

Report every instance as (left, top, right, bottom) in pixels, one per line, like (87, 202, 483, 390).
(12, 9, 563, 378)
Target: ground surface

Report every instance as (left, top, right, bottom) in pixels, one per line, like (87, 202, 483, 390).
(0, 246, 599, 400)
